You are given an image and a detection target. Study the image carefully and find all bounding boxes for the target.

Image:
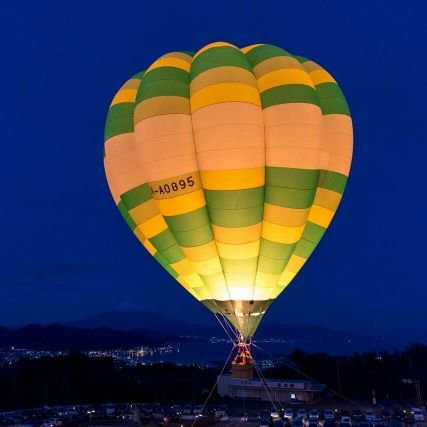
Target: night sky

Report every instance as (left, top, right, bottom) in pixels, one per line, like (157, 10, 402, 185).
(1, 1, 426, 333)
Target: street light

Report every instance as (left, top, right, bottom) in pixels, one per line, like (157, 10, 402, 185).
(402, 379, 422, 406)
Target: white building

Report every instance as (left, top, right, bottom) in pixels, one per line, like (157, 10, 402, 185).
(217, 374, 325, 403)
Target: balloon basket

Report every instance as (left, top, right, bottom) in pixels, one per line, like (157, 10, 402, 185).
(231, 339, 254, 379)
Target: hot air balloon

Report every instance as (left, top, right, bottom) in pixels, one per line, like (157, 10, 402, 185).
(104, 42, 352, 372)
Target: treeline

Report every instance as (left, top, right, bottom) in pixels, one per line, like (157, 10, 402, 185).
(0, 354, 216, 409)
(265, 344, 427, 402)
(0, 344, 426, 410)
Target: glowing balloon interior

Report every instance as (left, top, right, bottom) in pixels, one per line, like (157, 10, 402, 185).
(104, 42, 353, 339)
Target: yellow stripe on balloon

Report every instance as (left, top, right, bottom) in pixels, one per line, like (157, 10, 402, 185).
(313, 187, 342, 211)
(217, 241, 260, 260)
(193, 41, 236, 59)
(309, 69, 336, 85)
(200, 168, 264, 190)
(205, 288, 229, 301)
(286, 255, 307, 273)
(133, 227, 146, 244)
(263, 204, 310, 227)
(147, 57, 191, 72)
(300, 60, 323, 73)
(257, 69, 314, 92)
(134, 228, 157, 256)
(255, 271, 281, 287)
(154, 189, 206, 216)
(134, 96, 190, 123)
(278, 270, 297, 287)
(136, 214, 168, 239)
(261, 221, 305, 244)
(228, 287, 253, 300)
(182, 240, 218, 261)
(191, 257, 223, 275)
(253, 56, 303, 76)
(129, 199, 159, 225)
(190, 66, 257, 94)
(170, 258, 195, 276)
(212, 223, 262, 244)
(176, 276, 201, 300)
(182, 272, 205, 288)
(190, 83, 261, 112)
(240, 44, 264, 54)
(202, 272, 227, 289)
(307, 204, 335, 228)
(142, 239, 157, 256)
(110, 89, 138, 106)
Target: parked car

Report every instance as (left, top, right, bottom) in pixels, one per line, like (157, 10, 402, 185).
(284, 409, 294, 421)
(372, 415, 385, 427)
(340, 416, 352, 426)
(324, 410, 336, 421)
(270, 410, 280, 419)
(183, 404, 192, 415)
(352, 409, 363, 421)
(298, 409, 308, 419)
(310, 409, 320, 421)
(411, 408, 424, 421)
(381, 410, 391, 421)
(193, 405, 203, 416)
(364, 410, 375, 422)
(294, 415, 306, 427)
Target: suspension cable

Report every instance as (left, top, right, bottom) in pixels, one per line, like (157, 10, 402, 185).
(253, 357, 285, 412)
(214, 313, 237, 344)
(252, 342, 363, 409)
(252, 359, 285, 426)
(191, 345, 235, 427)
(253, 356, 286, 413)
(219, 312, 240, 341)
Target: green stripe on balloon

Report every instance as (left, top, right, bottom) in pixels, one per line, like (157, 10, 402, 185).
(117, 201, 137, 230)
(120, 183, 152, 210)
(258, 255, 288, 274)
(221, 257, 258, 274)
(260, 239, 296, 260)
(208, 206, 263, 227)
(159, 244, 185, 264)
(265, 186, 316, 209)
(293, 239, 317, 259)
(136, 80, 189, 103)
(171, 225, 214, 247)
(190, 46, 253, 79)
(318, 170, 348, 193)
(301, 222, 326, 244)
(204, 187, 264, 209)
(266, 167, 319, 190)
(164, 208, 213, 247)
(260, 84, 319, 108)
(143, 66, 189, 85)
(245, 45, 292, 67)
(164, 207, 210, 231)
(104, 103, 134, 140)
(154, 252, 179, 278)
(149, 229, 177, 251)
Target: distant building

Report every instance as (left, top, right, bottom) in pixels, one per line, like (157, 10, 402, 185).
(217, 374, 325, 403)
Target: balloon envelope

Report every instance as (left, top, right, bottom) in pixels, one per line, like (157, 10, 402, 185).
(104, 42, 353, 338)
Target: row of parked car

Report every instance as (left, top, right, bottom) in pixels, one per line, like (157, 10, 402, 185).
(268, 407, 425, 426)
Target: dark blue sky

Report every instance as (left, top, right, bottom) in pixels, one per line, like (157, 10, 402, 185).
(1, 1, 426, 332)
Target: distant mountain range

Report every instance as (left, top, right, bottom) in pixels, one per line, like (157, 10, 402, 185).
(1, 311, 425, 354)
(0, 323, 179, 351)
(68, 310, 427, 353)
(68, 310, 217, 337)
